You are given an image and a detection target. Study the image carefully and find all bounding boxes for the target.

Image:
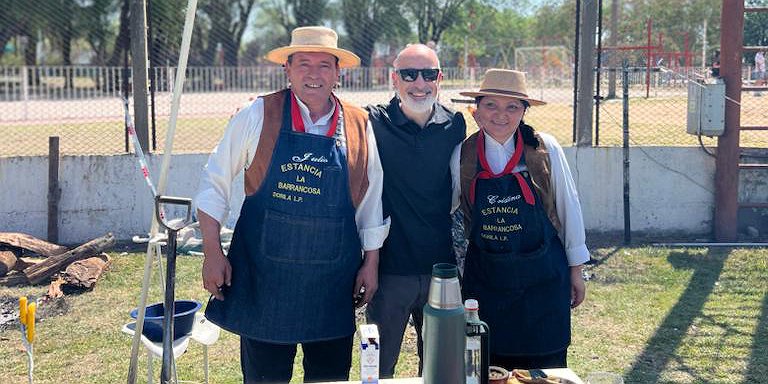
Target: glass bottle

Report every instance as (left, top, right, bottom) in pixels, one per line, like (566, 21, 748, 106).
(465, 299, 489, 384)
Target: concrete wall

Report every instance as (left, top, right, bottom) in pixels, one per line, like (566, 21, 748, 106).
(1, 147, 764, 244)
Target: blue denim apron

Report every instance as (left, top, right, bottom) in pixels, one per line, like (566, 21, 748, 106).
(205, 94, 362, 343)
(462, 139, 570, 356)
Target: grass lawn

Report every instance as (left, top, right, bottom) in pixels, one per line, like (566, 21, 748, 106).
(1, 245, 767, 383)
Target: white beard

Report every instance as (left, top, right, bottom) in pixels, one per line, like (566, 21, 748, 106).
(397, 89, 437, 114)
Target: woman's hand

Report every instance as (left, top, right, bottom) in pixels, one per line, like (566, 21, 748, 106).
(570, 265, 586, 308)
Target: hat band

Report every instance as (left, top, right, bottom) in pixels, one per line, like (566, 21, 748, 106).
(478, 88, 529, 98)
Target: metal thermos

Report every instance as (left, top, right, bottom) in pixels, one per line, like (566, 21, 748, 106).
(422, 263, 466, 384)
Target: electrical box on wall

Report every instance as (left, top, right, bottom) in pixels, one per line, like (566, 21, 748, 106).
(687, 79, 725, 136)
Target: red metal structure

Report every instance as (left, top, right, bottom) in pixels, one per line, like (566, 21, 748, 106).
(715, 2, 768, 241)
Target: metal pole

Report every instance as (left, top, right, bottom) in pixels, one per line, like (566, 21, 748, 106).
(146, 0, 157, 151)
(595, 0, 603, 146)
(129, 0, 150, 151)
(160, 226, 178, 384)
(702, 18, 708, 72)
(714, 0, 744, 241)
(572, 0, 581, 144)
(622, 61, 631, 245)
(645, 18, 652, 99)
(607, 0, 618, 99)
(576, 0, 597, 146)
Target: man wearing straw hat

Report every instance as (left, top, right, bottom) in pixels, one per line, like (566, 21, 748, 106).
(195, 26, 389, 383)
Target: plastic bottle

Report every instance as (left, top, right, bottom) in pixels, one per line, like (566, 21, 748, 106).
(465, 299, 489, 384)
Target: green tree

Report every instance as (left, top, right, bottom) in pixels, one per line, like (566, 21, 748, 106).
(412, 0, 470, 44)
(441, 0, 532, 67)
(198, 0, 257, 66)
(263, 0, 329, 45)
(744, 0, 768, 57)
(340, 0, 409, 67)
(79, 0, 117, 65)
(147, 0, 188, 66)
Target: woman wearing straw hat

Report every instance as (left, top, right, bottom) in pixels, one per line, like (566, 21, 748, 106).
(455, 69, 589, 369)
(197, 26, 389, 382)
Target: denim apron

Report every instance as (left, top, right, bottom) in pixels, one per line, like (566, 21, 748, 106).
(205, 93, 362, 343)
(462, 131, 570, 356)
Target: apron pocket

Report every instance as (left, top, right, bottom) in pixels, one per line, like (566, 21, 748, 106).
(260, 209, 343, 264)
(322, 166, 342, 208)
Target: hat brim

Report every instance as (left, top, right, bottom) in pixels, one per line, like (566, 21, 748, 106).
(266, 46, 361, 69)
(459, 91, 546, 106)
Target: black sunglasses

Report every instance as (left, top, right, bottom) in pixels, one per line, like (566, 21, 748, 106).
(396, 68, 441, 82)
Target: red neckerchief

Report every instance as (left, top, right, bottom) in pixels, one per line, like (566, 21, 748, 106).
(290, 91, 339, 137)
(470, 129, 536, 206)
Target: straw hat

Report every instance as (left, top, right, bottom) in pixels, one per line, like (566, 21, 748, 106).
(460, 69, 546, 106)
(266, 26, 361, 69)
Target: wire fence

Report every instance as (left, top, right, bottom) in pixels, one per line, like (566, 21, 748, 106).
(1, 63, 766, 156)
(0, 0, 765, 157)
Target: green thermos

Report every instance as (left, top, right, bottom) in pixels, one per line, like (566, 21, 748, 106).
(422, 263, 466, 384)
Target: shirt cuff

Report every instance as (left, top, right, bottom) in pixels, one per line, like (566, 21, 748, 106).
(359, 217, 391, 251)
(194, 191, 229, 226)
(565, 244, 590, 266)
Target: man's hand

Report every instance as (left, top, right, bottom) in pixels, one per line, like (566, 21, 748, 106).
(202, 249, 231, 301)
(570, 265, 586, 308)
(353, 250, 379, 308)
(198, 210, 231, 300)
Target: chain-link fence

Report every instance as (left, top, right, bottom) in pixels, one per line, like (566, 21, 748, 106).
(1, 0, 766, 157)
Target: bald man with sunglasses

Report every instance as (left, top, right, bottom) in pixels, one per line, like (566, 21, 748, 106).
(365, 44, 466, 378)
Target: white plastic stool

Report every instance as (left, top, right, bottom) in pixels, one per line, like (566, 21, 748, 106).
(123, 313, 220, 384)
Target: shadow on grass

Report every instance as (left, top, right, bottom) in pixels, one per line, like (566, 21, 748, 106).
(746, 290, 768, 382)
(624, 249, 727, 384)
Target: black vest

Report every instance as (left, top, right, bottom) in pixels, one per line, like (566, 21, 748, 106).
(368, 97, 466, 275)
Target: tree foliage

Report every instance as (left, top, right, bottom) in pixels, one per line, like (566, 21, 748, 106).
(0, 0, 756, 69)
(340, 0, 409, 67)
(412, 0, 470, 44)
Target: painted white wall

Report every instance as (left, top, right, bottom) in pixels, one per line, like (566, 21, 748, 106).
(0, 147, 763, 244)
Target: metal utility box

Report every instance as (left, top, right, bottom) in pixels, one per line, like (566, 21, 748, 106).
(687, 79, 725, 136)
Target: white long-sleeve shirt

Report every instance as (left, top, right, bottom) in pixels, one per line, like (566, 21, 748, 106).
(450, 131, 590, 266)
(195, 96, 390, 251)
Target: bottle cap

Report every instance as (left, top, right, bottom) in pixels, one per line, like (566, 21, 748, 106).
(431, 263, 458, 278)
(464, 299, 479, 311)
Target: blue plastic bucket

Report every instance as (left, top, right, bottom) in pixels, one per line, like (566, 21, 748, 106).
(130, 300, 202, 342)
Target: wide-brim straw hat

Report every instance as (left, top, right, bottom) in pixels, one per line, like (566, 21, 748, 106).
(266, 26, 360, 69)
(460, 69, 546, 106)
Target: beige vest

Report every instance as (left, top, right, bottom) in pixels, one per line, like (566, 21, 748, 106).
(459, 131, 561, 232)
(243, 89, 370, 207)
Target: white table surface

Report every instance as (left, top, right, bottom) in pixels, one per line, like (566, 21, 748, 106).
(321, 368, 585, 384)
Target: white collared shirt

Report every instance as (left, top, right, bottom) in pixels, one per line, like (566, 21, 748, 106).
(450, 132, 590, 266)
(195, 95, 390, 251)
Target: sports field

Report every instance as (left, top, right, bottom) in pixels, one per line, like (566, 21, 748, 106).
(1, 89, 766, 157)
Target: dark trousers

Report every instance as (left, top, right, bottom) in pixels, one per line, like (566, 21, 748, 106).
(365, 274, 432, 378)
(490, 349, 568, 371)
(240, 335, 354, 383)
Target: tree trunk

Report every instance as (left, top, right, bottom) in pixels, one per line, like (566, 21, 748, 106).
(23, 233, 115, 285)
(62, 254, 111, 290)
(0, 250, 17, 276)
(0, 232, 68, 257)
(0, 272, 28, 287)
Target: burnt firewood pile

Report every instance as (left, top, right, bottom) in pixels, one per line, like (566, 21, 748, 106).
(0, 232, 115, 297)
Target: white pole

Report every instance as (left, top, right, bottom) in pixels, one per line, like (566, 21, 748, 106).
(126, 1, 198, 383)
